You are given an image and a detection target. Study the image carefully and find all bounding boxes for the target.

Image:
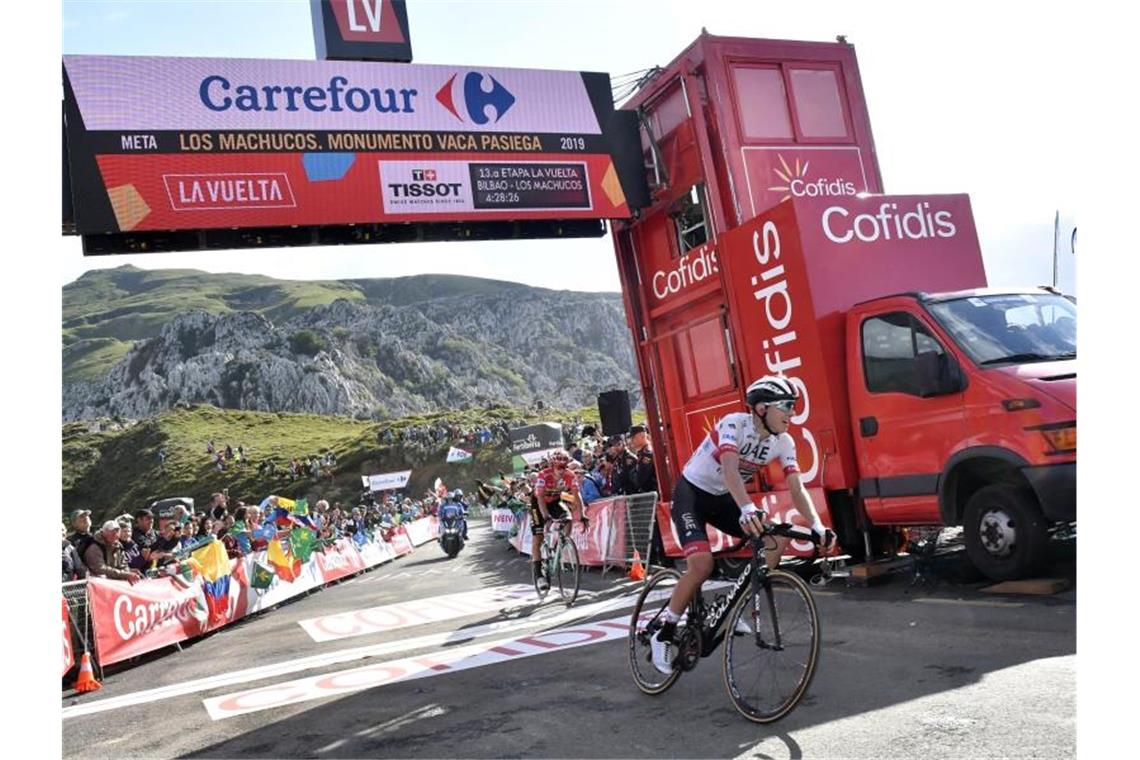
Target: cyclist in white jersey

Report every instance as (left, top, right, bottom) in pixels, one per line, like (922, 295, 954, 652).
(650, 375, 836, 675)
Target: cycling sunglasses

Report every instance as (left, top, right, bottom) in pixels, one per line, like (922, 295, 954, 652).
(771, 400, 796, 413)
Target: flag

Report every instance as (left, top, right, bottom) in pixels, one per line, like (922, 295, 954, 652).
(447, 446, 473, 463)
(291, 498, 309, 517)
(267, 538, 302, 582)
(253, 521, 278, 542)
(291, 526, 318, 563)
(250, 561, 275, 590)
(228, 521, 252, 554)
(277, 496, 297, 510)
(190, 540, 231, 625)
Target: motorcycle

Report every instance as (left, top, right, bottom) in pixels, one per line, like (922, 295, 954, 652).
(439, 513, 465, 559)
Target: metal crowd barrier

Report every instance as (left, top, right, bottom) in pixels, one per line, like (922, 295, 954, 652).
(623, 491, 661, 571)
(62, 579, 100, 680)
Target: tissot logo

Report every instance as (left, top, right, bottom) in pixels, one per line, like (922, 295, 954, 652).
(767, 154, 857, 202)
(435, 72, 516, 125)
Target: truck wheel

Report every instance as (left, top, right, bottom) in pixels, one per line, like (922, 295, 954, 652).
(963, 484, 1050, 581)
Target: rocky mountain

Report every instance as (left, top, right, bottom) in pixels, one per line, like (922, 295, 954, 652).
(62, 267, 641, 422)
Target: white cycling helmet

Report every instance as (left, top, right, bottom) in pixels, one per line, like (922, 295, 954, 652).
(746, 375, 798, 408)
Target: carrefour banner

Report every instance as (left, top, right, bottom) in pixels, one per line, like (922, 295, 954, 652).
(368, 469, 411, 492)
(63, 55, 647, 235)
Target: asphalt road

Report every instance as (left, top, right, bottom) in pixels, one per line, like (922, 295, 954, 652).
(62, 526, 1076, 759)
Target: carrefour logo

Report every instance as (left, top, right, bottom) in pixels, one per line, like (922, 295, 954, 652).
(435, 72, 516, 125)
(767, 154, 857, 201)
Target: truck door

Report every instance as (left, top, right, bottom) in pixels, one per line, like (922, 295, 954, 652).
(849, 308, 966, 525)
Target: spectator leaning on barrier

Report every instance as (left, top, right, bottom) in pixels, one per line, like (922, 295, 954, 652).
(84, 521, 143, 584)
(67, 509, 93, 550)
(628, 425, 658, 495)
(118, 518, 147, 572)
(62, 523, 87, 582)
(150, 519, 182, 567)
(132, 508, 158, 564)
(180, 521, 199, 552)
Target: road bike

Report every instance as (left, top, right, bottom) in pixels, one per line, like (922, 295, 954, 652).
(628, 522, 823, 723)
(533, 516, 581, 606)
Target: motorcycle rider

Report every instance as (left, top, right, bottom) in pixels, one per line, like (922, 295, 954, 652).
(439, 491, 468, 542)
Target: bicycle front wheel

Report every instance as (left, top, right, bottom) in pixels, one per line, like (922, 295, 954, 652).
(533, 542, 550, 600)
(555, 538, 580, 606)
(628, 568, 682, 695)
(722, 569, 820, 723)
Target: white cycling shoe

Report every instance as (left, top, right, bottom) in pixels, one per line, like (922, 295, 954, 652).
(734, 615, 754, 635)
(650, 630, 674, 675)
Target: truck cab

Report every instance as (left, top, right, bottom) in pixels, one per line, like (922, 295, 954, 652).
(847, 288, 1076, 578)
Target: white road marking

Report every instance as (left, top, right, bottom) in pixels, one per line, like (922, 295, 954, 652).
(61, 585, 656, 720)
(203, 615, 635, 719)
(298, 584, 535, 642)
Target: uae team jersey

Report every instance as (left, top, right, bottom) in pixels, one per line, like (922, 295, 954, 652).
(682, 412, 799, 495)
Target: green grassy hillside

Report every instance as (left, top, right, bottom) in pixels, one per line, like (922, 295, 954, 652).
(62, 404, 645, 523)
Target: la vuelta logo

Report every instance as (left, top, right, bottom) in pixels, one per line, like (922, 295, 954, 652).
(435, 72, 516, 124)
(767, 154, 857, 202)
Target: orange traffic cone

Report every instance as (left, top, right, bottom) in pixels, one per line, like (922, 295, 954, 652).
(75, 652, 101, 693)
(629, 550, 646, 581)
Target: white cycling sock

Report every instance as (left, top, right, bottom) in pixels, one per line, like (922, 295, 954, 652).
(662, 608, 681, 624)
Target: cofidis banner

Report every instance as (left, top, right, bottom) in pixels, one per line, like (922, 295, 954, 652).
(63, 55, 647, 235)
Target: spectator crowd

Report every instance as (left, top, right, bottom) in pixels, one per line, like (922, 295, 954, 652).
(61, 489, 455, 584)
(63, 414, 656, 584)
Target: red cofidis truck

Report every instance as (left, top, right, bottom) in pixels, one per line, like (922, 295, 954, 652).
(610, 33, 1075, 580)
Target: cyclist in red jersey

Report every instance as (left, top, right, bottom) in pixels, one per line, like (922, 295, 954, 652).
(530, 449, 587, 592)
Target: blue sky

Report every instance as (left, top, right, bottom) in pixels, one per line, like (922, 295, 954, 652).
(58, 0, 1079, 292)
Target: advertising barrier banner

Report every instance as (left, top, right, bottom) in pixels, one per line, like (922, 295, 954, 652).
(63, 55, 645, 235)
(62, 597, 74, 677)
(357, 538, 396, 567)
(83, 529, 433, 668)
(490, 508, 515, 533)
(88, 561, 247, 666)
(391, 527, 414, 556)
(404, 516, 438, 546)
(573, 498, 626, 567)
(503, 497, 627, 567)
(315, 538, 367, 583)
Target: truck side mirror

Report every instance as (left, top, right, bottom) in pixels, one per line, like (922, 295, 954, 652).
(915, 352, 966, 397)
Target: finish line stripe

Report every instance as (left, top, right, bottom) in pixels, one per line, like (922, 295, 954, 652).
(203, 615, 635, 719)
(62, 583, 665, 720)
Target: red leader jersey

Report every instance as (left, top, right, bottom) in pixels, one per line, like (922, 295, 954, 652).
(533, 467, 578, 505)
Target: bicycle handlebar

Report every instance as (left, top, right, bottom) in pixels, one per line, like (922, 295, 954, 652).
(718, 521, 821, 558)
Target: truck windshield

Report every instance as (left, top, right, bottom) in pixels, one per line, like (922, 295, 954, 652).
(926, 293, 1076, 367)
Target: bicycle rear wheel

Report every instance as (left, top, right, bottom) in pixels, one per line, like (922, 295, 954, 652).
(722, 569, 820, 723)
(555, 537, 580, 606)
(628, 568, 682, 695)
